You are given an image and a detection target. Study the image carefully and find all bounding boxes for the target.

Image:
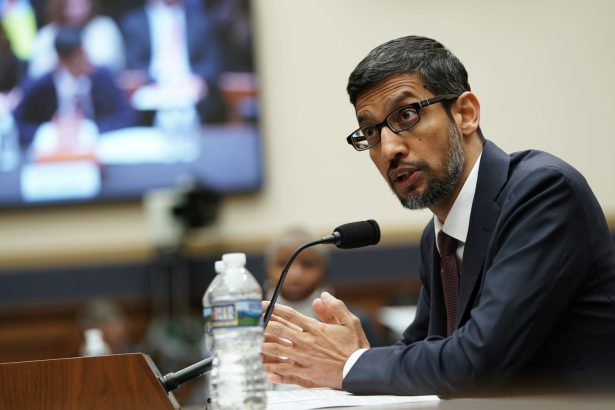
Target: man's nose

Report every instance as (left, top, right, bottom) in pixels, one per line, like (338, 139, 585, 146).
(379, 126, 408, 160)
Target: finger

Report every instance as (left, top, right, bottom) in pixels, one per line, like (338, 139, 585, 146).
(266, 372, 321, 388)
(261, 353, 287, 364)
(262, 340, 312, 367)
(269, 303, 321, 332)
(261, 351, 294, 365)
(261, 341, 297, 363)
(263, 333, 294, 346)
(262, 339, 311, 366)
(264, 361, 302, 377)
(312, 297, 338, 324)
(266, 372, 284, 384)
(265, 362, 320, 388)
(263, 301, 306, 332)
(319, 291, 356, 325)
(265, 319, 303, 343)
(267, 313, 304, 332)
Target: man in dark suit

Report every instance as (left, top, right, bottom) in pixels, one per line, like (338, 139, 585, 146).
(14, 25, 136, 148)
(261, 35, 615, 396)
(119, 0, 225, 123)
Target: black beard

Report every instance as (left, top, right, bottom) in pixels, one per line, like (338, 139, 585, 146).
(394, 123, 465, 210)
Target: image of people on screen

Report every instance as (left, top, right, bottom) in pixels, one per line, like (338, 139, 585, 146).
(0, 0, 261, 206)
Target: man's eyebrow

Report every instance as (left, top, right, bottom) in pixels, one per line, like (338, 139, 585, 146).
(356, 111, 373, 125)
(387, 90, 419, 110)
(357, 90, 420, 124)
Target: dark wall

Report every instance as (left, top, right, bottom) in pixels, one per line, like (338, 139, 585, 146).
(0, 243, 420, 307)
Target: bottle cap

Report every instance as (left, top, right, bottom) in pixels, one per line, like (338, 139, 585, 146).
(85, 328, 104, 340)
(214, 260, 225, 274)
(221, 252, 246, 266)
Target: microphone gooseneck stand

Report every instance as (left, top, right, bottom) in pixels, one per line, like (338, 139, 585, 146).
(161, 356, 213, 392)
(160, 220, 380, 393)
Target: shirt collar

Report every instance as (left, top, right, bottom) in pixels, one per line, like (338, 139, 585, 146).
(433, 151, 483, 246)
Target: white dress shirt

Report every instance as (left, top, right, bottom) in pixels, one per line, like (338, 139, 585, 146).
(53, 67, 93, 118)
(146, 2, 192, 83)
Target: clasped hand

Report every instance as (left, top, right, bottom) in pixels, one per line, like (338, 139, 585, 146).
(261, 292, 370, 389)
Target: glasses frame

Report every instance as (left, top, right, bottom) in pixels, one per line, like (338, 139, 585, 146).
(346, 93, 459, 151)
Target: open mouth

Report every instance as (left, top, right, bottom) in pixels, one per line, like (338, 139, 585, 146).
(390, 167, 418, 185)
(394, 170, 413, 183)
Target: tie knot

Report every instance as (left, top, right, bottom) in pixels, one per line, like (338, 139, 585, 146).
(438, 231, 458, 257)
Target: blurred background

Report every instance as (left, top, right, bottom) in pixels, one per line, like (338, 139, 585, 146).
(0, 0, 614, 406)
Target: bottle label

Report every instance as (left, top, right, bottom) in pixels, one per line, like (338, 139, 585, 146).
(210, 298, 262, 328)
(203, 306, 212, 334)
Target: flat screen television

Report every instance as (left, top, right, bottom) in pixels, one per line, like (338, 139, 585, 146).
(0, 0, 261, 207)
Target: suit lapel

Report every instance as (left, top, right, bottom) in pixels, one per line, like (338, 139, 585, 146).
(456, 141, 510, 328)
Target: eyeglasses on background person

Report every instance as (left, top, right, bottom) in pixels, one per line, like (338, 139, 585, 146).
(346, 94, 459, 151)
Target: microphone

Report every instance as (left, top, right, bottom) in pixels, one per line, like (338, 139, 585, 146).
(320, 219, 381, 249)
(160, 219, 380, 392)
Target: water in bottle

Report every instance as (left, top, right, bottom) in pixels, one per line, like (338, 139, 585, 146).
(203, 260, 226, 354)
(208, 253, 266, 410)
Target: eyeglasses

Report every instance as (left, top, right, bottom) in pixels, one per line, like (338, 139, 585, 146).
(346, 94, 459, 151)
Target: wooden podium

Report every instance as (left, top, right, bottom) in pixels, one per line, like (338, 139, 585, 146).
(0, 353, 181, 409)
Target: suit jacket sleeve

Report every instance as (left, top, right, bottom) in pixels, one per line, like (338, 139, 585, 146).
(120, 10, 151, 73)
(343, 163, 598, 396)
(13, 75, 57, 147)
(185, 6, 222, 85)
(91, 68, 137, 133)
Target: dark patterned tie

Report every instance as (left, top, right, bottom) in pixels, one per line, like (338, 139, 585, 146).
(438, 231, 459, 337)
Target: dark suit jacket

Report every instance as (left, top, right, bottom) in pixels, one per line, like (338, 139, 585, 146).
(120, 2, 225, 122)
(13, 68, 137, 147)
(343, 140, 615, 396)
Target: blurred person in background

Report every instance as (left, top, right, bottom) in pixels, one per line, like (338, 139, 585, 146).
(13, 25, 135, 150)
(202, 0, 258, 124)
(120, 0, 225, 124)
(0, 23, 25, 112)
(0, 23, 25, 171)
(27, 0, 125, 79)
(78, 298, 136, 354)
(202, 0, 253, 73)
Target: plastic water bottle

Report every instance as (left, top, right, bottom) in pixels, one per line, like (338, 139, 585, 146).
(203, 260, 226, 354)
(80, 328, 111, 356)
(208, 253, 266, 410)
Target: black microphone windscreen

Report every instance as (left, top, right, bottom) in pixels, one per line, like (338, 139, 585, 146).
(333, 219, 380, 249)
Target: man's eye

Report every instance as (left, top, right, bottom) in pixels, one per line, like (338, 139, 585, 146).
(364, 126, 378, 138)
(398, 108, 418, 122)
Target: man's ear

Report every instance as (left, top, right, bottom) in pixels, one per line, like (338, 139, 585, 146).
(453, 91, 480, 137)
